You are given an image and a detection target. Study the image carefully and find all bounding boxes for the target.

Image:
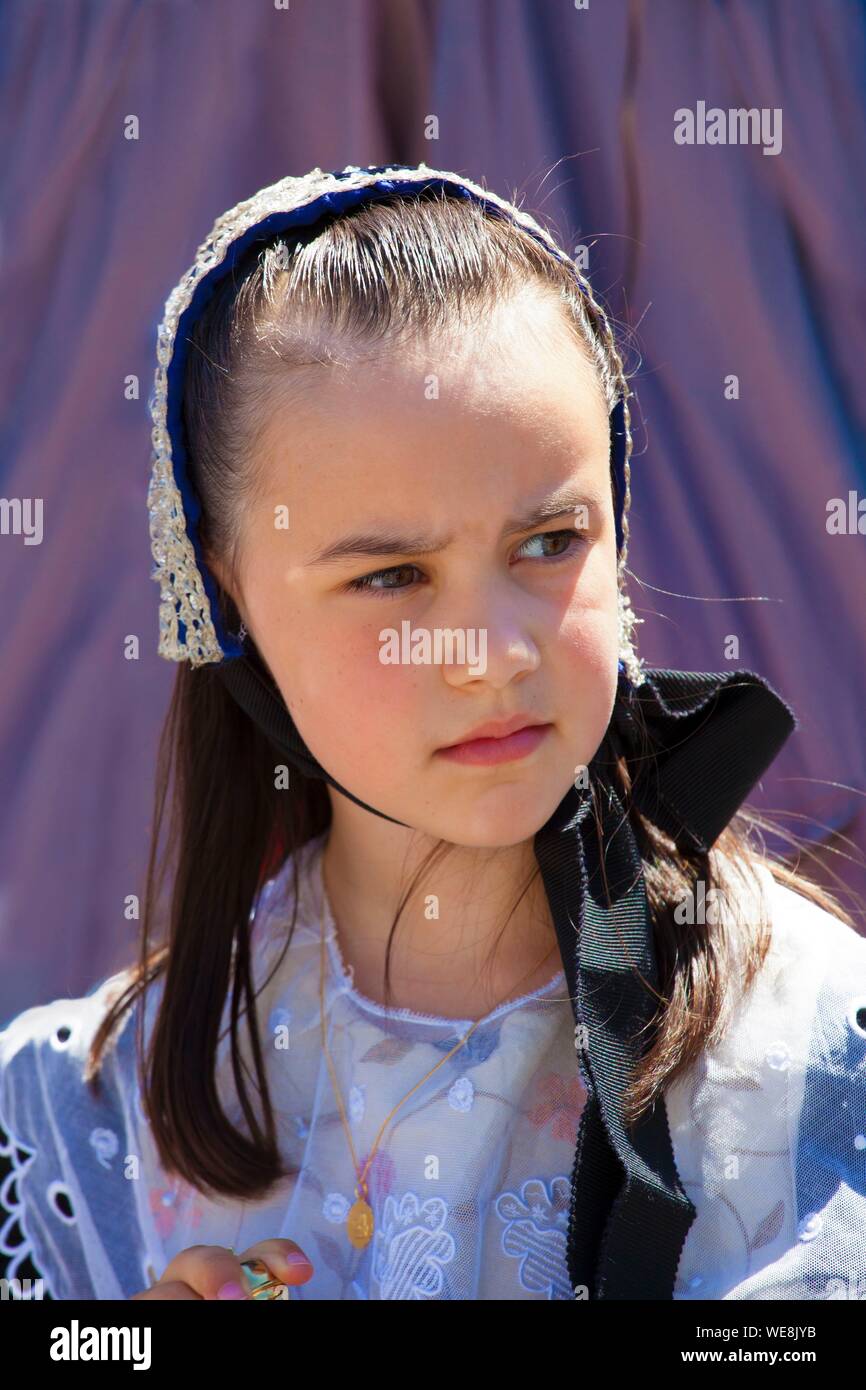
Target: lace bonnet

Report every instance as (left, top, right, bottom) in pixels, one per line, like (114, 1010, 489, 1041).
(146, 161, 644, 685)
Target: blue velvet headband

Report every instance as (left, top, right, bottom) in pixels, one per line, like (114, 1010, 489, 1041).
(147, 161, 642, 682)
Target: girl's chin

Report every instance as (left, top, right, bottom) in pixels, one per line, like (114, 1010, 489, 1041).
(404, 788, 572, 848)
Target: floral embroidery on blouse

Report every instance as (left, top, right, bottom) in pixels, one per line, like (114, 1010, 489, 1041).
(359, 1149, 397, 1203)
(495, 1175, 573, 1299)
(447, 1076, 474, 1112)
(372, 1192, 456, 1299)
(430, 1027, 501, 1064)
(323, 1192, 350, 1224)
(526, 1071, 587, 1142)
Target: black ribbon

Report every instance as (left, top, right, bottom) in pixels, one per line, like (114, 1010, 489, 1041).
(534, 668, 796, 1298)
(217, 653, 797, 1299)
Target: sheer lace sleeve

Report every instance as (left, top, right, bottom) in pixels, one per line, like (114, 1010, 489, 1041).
(0, 974, 157, 1300)
(0, 1119, 50, 1297)
(666, 866, 866, 1300)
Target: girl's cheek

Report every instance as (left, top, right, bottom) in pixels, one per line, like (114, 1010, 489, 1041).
(339, 618, 421, 689)
(364, 656, 425, 727)
(296, 627, 419, 730)
(559, 606, 618, 666)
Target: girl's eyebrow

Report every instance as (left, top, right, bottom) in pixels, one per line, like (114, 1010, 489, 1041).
(305, 485, 598, 566)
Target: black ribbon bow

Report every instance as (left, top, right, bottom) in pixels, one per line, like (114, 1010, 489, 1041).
(218, 654, 797, 1299)
(534, 668, 796, 1298)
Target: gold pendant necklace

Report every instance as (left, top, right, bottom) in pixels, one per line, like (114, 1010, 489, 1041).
(346, 1196, 375, 1250)
(317, 856, 563, 1250)
(318, 881, 486, 1251)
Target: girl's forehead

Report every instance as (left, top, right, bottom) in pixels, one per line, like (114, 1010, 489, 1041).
(253, 375, 611, 528)
(255, 329, 608, 481)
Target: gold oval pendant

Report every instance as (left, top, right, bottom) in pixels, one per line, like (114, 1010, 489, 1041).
(347, 1197, 374, 1249)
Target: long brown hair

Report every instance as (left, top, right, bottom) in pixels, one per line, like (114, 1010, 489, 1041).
(86, 186, 863, 1201)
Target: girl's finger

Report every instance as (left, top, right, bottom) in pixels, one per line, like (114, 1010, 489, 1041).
(234, 1237, 315, 1289)
(130, 1279, 201, 1301)
(155, 1243, 264, 1301)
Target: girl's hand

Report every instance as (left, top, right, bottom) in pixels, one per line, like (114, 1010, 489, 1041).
(129, 1239, 315, 1300)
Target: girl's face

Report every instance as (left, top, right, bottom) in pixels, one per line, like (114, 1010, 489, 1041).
(218, 292, 621, 848)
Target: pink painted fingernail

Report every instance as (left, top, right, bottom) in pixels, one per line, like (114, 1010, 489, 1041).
(217, 1279, 246, 1300)
(284, 1252, 314, 1271)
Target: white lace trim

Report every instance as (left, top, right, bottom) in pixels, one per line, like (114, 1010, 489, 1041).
(0, 1114, 54, 1299)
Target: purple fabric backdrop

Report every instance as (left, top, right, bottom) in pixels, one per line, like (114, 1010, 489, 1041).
(1, 0, 864, 1025)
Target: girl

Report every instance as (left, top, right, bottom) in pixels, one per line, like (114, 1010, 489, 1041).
(1, 163, 865, 1302)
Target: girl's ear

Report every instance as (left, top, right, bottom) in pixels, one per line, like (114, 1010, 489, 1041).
(207, 551, 226, 590)
(205, 547, 250, 639)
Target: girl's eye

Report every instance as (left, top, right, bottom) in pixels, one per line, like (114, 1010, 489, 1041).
(514, 529, 587, 563)
(344, 529, 587, 598)
(346, 563, 423, 597)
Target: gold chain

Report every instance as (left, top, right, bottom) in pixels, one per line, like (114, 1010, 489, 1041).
(318, 885, 487, 1246)
(317, 861, 565, 1248)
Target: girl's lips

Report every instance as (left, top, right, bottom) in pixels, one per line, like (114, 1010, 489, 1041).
(435, 723, 553, 766)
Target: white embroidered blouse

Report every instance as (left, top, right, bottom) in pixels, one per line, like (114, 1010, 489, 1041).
(1, 831, 865, 1301)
